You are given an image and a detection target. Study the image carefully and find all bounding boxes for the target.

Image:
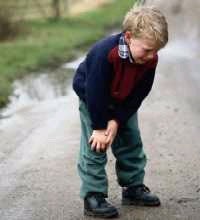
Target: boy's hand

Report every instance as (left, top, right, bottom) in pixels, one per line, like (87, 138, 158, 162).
(88, 120, 118, 152)
(105, 120, 119, 147)
(89, 130, 109, 152)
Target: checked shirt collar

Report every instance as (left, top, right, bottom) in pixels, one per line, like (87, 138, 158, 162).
(118, 33, 134, 63)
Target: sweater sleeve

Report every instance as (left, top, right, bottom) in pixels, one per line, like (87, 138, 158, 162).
(85, 45, 113, 130)
(111, 68, 156, 125)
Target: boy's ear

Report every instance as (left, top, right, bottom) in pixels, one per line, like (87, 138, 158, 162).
(124, 31, 132, 44)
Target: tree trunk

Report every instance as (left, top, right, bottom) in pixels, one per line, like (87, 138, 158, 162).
(52, 0, 60, 19)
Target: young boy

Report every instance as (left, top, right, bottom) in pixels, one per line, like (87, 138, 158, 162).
(73, 5, 168, 218)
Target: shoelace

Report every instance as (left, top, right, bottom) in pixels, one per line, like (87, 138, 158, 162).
(127, 184, 150, 193)
(138, 184, 150, 193)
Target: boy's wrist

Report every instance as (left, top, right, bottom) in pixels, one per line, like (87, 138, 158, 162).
(109, 119, 119, 128)
(93, 129, 107, 134)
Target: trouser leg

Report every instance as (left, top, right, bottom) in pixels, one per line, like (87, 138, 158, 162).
(78, 100, 108, 198)
(111, 113, 147, 187)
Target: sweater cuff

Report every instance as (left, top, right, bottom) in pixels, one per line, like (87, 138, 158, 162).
(91, 121, 107, 130)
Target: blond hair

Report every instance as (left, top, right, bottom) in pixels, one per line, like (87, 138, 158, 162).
(122, 5, 168, 49)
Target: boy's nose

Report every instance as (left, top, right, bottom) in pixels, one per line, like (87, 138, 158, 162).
(146, 53, 154, 60)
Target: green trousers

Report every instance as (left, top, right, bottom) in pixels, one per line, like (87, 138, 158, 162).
(78, 100, 147, 198)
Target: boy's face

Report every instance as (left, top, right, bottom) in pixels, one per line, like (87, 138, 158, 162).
(124, 31, 158, 64)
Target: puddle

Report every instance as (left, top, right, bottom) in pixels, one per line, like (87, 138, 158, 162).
(0, 58, 83, 119)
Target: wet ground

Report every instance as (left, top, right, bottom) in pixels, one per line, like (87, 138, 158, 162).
(0, 1, 200, 219)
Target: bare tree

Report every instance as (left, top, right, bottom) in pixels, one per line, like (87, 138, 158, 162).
(52, 0, 60, 19)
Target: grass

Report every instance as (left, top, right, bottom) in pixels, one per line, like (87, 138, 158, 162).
(0, 0, 136, 108)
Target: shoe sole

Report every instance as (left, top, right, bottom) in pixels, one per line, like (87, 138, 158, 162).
(122, 198, 161, 207)
(84, 209, 119, 218)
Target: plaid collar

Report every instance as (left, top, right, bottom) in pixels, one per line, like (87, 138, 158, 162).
(118, 33, 134, 63)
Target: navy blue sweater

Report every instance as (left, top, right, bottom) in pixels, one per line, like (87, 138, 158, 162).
(73, 33, 158, 130)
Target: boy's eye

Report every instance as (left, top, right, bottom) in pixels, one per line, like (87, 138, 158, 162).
(144, 49, 153, 52)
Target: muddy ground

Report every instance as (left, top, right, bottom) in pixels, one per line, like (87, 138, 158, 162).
(0, 0, 200, 219)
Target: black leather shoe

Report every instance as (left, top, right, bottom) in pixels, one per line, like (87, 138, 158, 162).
(84, 192, 119, 218)
(122, 184, 161, 206)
